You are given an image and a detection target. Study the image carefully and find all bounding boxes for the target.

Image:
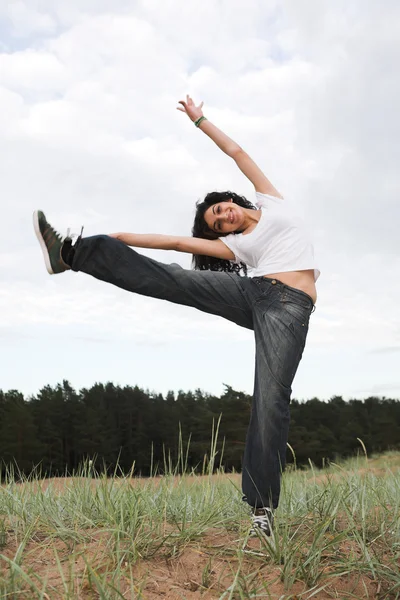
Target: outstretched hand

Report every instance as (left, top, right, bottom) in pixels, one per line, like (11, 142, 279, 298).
(177, 94, 204, 122)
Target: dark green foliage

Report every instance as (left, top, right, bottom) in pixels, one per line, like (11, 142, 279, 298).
(0, 382, 399, 477)
(0, 390, 44, 471)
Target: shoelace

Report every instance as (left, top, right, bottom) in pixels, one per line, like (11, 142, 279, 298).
(251, 508, 273, 534)
(66, 226, 84, 241)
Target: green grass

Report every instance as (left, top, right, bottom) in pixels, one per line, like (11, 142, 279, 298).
(0, 448, 399, 599)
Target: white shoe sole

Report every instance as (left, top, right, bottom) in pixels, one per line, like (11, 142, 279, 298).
(33, 210, 54, 275)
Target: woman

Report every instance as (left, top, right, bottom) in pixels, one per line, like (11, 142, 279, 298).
(33, 95, 319, 538)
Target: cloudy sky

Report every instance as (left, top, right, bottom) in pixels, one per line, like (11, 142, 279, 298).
(1, 0, 399, 401)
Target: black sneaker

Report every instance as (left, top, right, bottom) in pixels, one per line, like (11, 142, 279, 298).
(250, 507, 274, 537)
(33, 210, 72, 274)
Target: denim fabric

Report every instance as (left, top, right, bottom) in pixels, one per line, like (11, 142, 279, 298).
(72, 235, 314, 509)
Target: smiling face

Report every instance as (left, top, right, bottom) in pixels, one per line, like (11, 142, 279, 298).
(204, 200, 245, 235)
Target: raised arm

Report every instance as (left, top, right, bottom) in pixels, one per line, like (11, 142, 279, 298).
(177, 95, 282, 199)
(109, 232, 234, 260)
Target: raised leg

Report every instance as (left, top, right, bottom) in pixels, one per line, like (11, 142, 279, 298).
(72, 235, 254, 329)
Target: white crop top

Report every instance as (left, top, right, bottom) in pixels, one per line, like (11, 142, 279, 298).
(220, 192, 320, 281)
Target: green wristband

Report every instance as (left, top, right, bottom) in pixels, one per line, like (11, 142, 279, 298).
(194, 116, 207, 127)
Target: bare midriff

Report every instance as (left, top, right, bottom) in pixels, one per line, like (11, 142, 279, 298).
(263, 269, 317, 304)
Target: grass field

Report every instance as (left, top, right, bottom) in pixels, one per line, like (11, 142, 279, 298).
(0, 450, 400, 599)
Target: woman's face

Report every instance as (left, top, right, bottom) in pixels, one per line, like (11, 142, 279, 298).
(204, 200, 244, 235)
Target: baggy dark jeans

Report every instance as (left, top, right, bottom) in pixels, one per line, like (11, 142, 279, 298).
(72, 235, 314, 509)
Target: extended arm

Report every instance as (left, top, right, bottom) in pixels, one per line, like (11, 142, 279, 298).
(109, 232, 234, 260)
(178, 95, 282, 199)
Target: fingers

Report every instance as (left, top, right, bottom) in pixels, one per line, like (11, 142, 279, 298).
(178, 98, 203, 107)
(177, 95, 204, 113)
(177, 100, 187, 113)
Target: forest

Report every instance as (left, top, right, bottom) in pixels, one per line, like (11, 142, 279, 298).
(1, 381, 399, 476)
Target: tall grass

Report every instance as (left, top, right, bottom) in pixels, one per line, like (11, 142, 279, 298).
(0, 433, 399, 598)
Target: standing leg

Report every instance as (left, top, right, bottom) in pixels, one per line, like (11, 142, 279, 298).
(242, 285, 313, 510)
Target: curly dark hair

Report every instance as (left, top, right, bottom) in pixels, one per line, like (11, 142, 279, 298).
(191, 191, 256, 275)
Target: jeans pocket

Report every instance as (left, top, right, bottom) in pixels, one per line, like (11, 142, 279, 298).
(280, 296, 311, 328)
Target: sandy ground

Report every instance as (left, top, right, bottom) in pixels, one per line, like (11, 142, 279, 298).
(1, 526, 381, 599)
(1, 457, 399, 598)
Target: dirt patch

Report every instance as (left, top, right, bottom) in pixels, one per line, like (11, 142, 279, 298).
(0, 527, 385, 599)
(2, 462, 398, 598)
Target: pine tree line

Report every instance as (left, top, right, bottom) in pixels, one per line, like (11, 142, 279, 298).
(1, 381, 399, 477)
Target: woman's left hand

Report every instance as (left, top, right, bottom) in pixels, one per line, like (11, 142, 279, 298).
(177, 94, 204, 122)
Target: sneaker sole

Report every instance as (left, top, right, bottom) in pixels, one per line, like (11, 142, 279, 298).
(33, 210, 54, 275)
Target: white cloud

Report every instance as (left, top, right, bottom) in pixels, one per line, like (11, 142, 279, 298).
(2, 1, 56, 38)
(0, 50, 66, 94)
